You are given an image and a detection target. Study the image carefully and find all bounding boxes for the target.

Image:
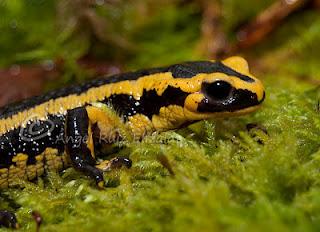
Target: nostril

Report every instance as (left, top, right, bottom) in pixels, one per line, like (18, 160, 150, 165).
(202, 80, 233, 101)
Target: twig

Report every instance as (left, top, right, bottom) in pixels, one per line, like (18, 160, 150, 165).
(234, 0, 311, 50)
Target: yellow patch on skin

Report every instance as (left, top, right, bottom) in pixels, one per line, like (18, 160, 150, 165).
(9, 154, 28, 184)
(0, 168, 8, 188)
(88, 103, 136, 142)
(152, 105, 186, 131)
(43, 148, 63, 172)
(87, 105, 124, 144)
(87, 105, 115, 133)
(8, 166, 23, 187)
(126, 114, 154, 139)
(35, 154, 45, 177)
(12, 153, 28, 164)
(184, 94, 206, 113)
(222, 56, 249, 74)
(4, 153, 27, 186)
(26, 165, 37, 181)
(87, 123, 95, 158)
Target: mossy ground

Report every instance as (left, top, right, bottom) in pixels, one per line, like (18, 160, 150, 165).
(1, 0, 320, 231)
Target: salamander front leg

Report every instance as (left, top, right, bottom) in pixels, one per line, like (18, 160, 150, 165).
(66, 107, 104, 187)
(0, 210, 18, 229)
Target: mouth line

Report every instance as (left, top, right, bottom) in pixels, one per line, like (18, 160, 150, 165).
(184, 103, 262, 121)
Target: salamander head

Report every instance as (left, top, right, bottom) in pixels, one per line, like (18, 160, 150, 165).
(181, 57, 265, 120)
(166, 56, 265, 121)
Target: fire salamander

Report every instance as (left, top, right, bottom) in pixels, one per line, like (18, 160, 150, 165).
(0, 57, 264, 228)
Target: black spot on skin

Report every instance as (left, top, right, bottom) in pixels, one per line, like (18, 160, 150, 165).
(197, 89, 261, 113)
(105, 86, 189, 120)
(169, 61, 254, 82)
(26, 155, 37, 165)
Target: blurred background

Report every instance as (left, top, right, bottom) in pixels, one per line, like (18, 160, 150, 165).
(0, 0, 319, 104)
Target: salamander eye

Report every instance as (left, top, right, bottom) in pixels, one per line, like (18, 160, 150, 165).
(202, 81, 233, 100)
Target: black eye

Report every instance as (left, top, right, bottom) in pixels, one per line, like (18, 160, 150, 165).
(202, 81, 233, 100)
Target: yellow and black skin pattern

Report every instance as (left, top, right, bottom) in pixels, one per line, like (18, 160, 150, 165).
(0, 57, 264, 228)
